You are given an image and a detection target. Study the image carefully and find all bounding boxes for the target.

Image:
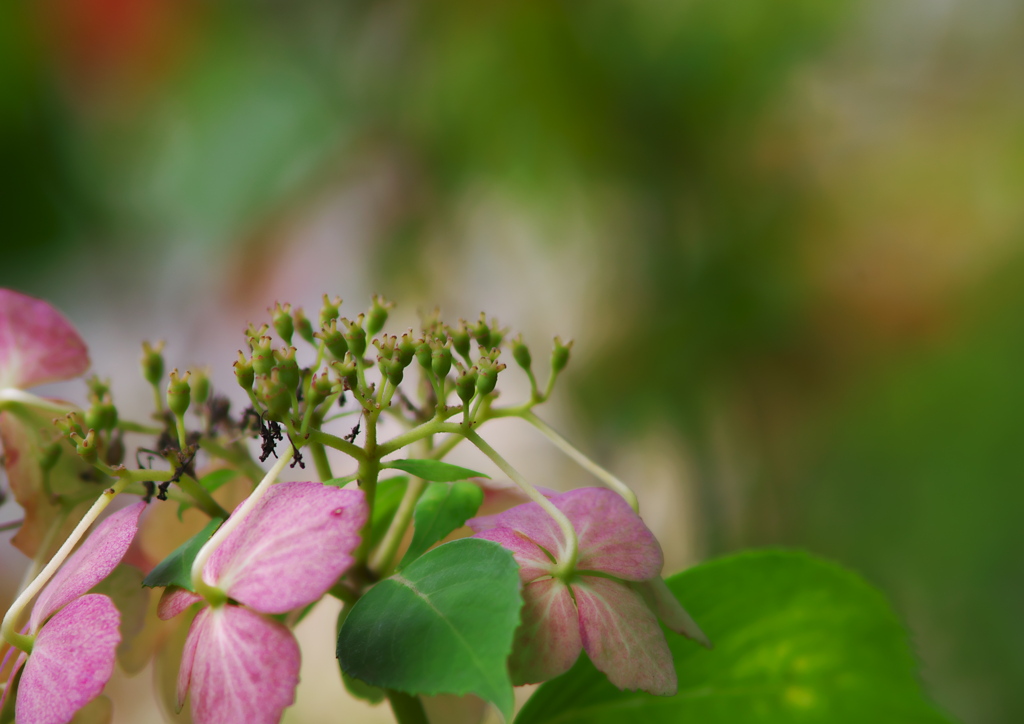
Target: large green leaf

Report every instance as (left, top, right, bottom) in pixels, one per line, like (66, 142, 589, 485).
(398, 481, 484, 569)
(384, 459, 489, 482)
(142, 517, 223, 590)
(338, 538, 521, 721)
(516, 550, 955, 724)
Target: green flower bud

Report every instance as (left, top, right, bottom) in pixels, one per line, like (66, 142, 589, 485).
(86, 376, 111, 402)
(245, 323, 270, 342)
(374, 335, 396, 362)
(451, 321, 471, 361)
(316, 320, 349, 360)
(476, 358, 506, 397)
(551, 337, 573, 373)
(308, 373, 335, 406)
(431, 341, 453, 379)
(250, 336, 275, 376)
(273, 347, 301, 393)
(511, 334, 532, 371)
(415, 341, 432, 370)
(293, 307, 315, 345)
(472, 313, 491, 350)
(55, 411, 86, 440)
(71, 430, 98, 464)
(141, 341, 165, 388)
(234, 351, 255, 391)
(85, 402, 118, 432)
(331, 356, 359, 390)
(342, 315, 367, 359)
(191, 367, 211, 406)
(397, 333, 417, 368)
(456, 368, 478, 407)
(320, 294, 343, 328)
(259, 371, 292, 422)
(381, 357, 405, 387)
(271, 302, 294, 345)
(366, 294, 393, 337)
(167, 370, 192, 418)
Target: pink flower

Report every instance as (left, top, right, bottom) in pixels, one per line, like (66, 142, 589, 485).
(0, 288, 90, 393)
(158, 481, 368, 724)
(469, 487, 708, 695)
(0, 288, 91, 556)
(1, 501, 146, 724)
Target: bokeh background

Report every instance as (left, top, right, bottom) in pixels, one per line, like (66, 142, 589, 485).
(2, 1, 1023, 722)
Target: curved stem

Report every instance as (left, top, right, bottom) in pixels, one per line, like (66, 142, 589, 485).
(2, 476, 131, 651)
(189, 445, 294, 600)
(521, 411, 639, 513)
(0, 389, 76, 415)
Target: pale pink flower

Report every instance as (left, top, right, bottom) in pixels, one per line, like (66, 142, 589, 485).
(158, 481, 368, 724)
(1, 501, 147, 724)
(469, 487, 708, 695)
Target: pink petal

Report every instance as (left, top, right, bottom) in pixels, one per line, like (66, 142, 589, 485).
(559, 489, 662, 581)
(573, 576, 676, 696)
(205, 482, 367, 614)
(472, 528, 555, 583)
(31, 502, 147, 630)
(508, 578, 582, 686)
(157, 587, 204, 621)
(468, 501, 566, 562)
(633, 577, 711, 648)
(16, 594, 120, 724)
(0, 650, 27, 713)
(181, 606, 300, 724)
(0, 289, 89, 391)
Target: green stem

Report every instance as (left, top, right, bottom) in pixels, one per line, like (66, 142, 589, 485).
(354, 412, 381, 564)
(307, 429, 366, 462)
(387, 691, 429, 724)
(370, 476, 426, 575)
(521, 410, 639, 513)
(175, 475, 230, 519)
(0, 389, 76, 415)
(2, 475, 132, 651)
(309, 440, 333, 482)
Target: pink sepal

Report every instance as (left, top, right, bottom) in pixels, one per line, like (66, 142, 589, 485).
(508, 578, 581, 686)
(180, 606, 300, 724)
(31, 502, 146, 630)
(205, 482, 367, 614)
(469, 500, 565, 561)
(0, 651, 27, 714)
(473, 528, 554, 583)
(633, 578, 711, 648)
(0, 289, 89, 391)
(157, 587, 204, 621)
(559, 489, 662, 581)
(574, 576, 676, 696)
(16, 594, 120, 724)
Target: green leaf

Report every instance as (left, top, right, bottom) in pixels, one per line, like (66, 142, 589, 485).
(177, 469, 238, 519)
(384, 459, 489, 482)
(516, 550, 956, 724)
(338, 539, 521, 721)
(142, 517, 223, 590)
(398, 481, 484, 569)
(370, 476, 409, 550)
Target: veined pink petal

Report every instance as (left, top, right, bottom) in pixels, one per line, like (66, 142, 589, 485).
(182, 606, 300, 724)
(559, 489, 662, 581)
(468, 500, 566, 562)
(0, 289, 89, 391)
(0, 650, 27, 713)
(573, 576, 676, 696)
(16, 594, 120, 724)
(633, 577, 711, 648)
(205, 482, 367, 614)
(473, 527, 555, 583)
(508, 577, 582, 686)
(31, 502, 147, 630)
(157, 586, 204, 621)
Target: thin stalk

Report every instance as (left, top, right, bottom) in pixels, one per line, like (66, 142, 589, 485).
(0, 389, 75, 415)
(369, 476, 426, 575)
(386, 691, 429, 724)
(521, 411, 639, 513)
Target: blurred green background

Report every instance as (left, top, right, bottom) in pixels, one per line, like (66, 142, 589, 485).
(2, 1, 1023, 722)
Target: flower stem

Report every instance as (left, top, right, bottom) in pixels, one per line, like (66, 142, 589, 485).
(1, 476, 131, 651)
(386, 691, 429, 724)
(189, 444, 294, 600)
(521, 410, 639, 513)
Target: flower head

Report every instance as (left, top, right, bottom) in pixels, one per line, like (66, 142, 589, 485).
(158, 481, 368, 724)
(1, 501, 146, 724)
(469, 487, 708, 695)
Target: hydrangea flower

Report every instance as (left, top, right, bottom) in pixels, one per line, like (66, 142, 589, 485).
(0, 288, 91, 556)
(1, 501, 146, 724)
(469, 487, 708, 695)
(158, 481, 368, 724)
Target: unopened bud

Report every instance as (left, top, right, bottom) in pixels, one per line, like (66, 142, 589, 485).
(512, 335, 532, 371)
(397, 333, 417, 368)
(85, 402, 118, 432)
(320, 294, 343, 328)
(273, 347, 301, 392)
(55, 411, 86, 440)
(308, 373, 335, 406)
(551, 337, 573, 373)
(141, 341, 165, 388)
(476, 357, 506, 397)
(271, 302, 294, 345)
(342, 315, 367, 359)
(293, 307, 315, 345)
(451, 321, 471, 361)
(250, 336, 275, 376)
(167, 370, 192, 418)
(259, 371, 292, 422)
(415, 341, 432, 370)
(71, 430, 98, 464)
(374, 335, 396, 361)
(191, 368, 211, 406)
(331, 356, 359, 390)
(234, 351, 255, 391)
(366, 295, 393, 337)
(456, 368, 478, 407)
(380, 357, 405, 387)
(431, 341, 453, 379)
(316, 320, 349, 360)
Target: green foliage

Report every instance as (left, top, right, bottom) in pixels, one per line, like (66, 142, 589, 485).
(384, 458, 489, 482)
(142, 517, 222, 591)
(177, 469, 238, 519)
(516, 550, 953, 724)
(369, 476, 409, 550)
(337, 539, 521, 721)
(398, 481, 484, 569)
